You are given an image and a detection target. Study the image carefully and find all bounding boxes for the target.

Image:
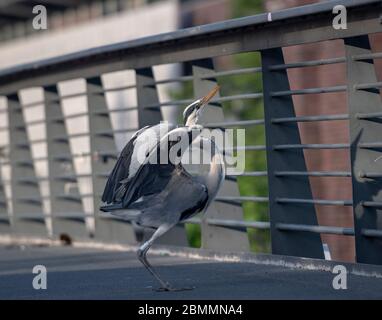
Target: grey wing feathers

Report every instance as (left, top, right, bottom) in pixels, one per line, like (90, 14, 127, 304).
(101, 125, 207, 220)
(122, 162, 175, 208)
(101, 123, 176, 204)
(177, 171, 209, 221)
(101, 125, 150, 203)
(128, 166, 208, 227)
(120, 126, 185, 208)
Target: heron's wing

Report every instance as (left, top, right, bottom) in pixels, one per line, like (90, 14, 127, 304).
(101, 125, 149, 203)
(120, 126, 192, 208)
(127, 167, 208, 228)
(101, 126, 201, 212)
(175, 170, 209, 221)
(121, 162, 175, 208)
(101, 123, 175, 203)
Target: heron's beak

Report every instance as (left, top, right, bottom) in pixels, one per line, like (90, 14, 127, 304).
(199, 85, 220, 109)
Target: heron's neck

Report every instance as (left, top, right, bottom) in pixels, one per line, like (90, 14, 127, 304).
(205, 150, 225, 197)
(185, 115, 198, 127)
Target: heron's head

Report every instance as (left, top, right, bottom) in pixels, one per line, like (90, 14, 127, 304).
(183, 85, 219, 126)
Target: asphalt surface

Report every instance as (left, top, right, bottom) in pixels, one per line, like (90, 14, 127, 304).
(0, 245, 382, 300)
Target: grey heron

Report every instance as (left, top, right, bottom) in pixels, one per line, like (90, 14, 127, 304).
(100, 86, 224, 291)
(101, 85, 219, 204)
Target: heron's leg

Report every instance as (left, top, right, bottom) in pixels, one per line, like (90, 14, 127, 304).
(137, 223, 194, 292)
(137, 223, 174, 290)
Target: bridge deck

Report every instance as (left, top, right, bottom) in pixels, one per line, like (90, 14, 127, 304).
(0, 245, 381, 300)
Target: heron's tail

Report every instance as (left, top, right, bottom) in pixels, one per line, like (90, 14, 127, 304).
(100, 203, 141, 222)
(99, 202, 123, 212)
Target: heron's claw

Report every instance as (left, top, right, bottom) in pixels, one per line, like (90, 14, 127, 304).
(154, 284, 195, 292)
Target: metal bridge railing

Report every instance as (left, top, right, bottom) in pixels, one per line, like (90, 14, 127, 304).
(0, 0, 381, 264)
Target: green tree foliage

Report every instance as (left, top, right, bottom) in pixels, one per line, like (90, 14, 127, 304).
(229, 0, 270, 253)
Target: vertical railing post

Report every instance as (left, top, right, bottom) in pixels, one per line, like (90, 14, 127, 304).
(135, 67, 188, 246)
(0, 175, 10, 234)
(7, 93, 47, 236)
(44, 85, 88, 238)
(88, 76, 136, 243)
(192, 59, 250, 251)
(345, 35, 382, 265)
(0, 100, 10, 234)
(261, 48, 324, 258)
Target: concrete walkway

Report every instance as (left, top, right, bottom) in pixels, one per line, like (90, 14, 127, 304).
(0, 245, 382, 300)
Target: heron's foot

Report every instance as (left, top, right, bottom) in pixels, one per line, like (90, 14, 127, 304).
(154, 284, 195, 292)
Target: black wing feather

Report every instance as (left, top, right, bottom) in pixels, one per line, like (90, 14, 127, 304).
(122, 163, 175, 208)
(120, 127, 194, 209)
(101, 126, 150, 203)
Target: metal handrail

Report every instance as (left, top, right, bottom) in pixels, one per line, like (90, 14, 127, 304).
(0, 0, 379, 92)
